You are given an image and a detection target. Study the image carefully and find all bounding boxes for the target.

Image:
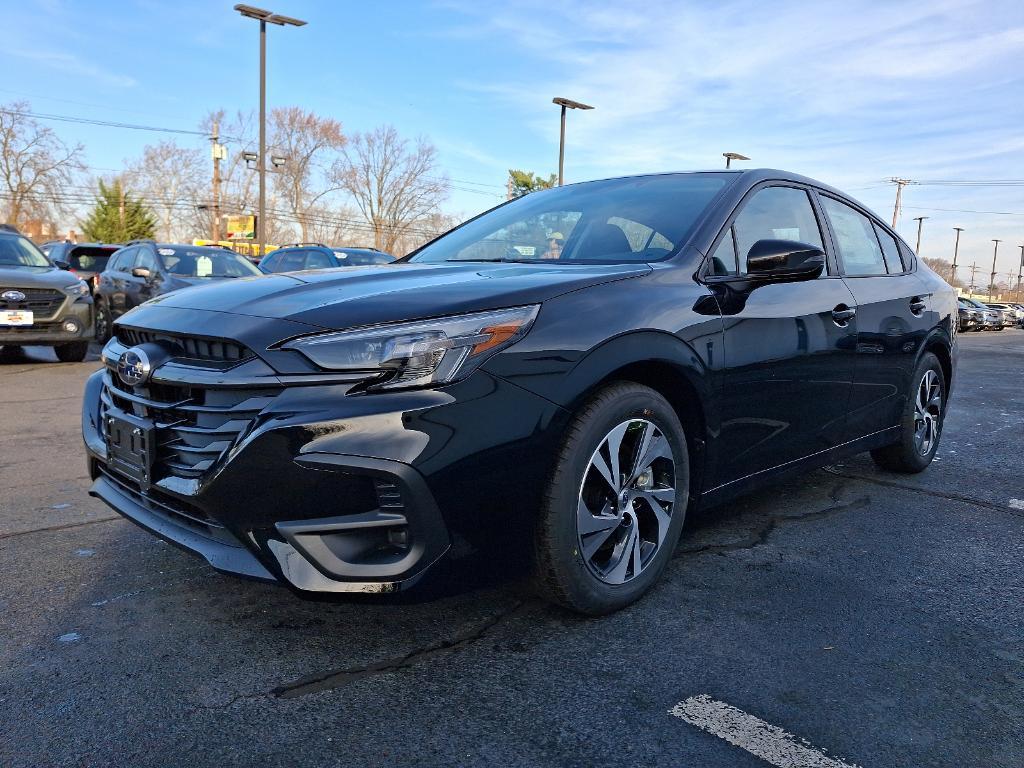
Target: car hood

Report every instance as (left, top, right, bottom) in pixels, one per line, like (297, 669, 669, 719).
(0, 266, 79, 289)
(143, 261, 651, 330)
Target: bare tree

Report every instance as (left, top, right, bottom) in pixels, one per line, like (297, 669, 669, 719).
(0, 101, 84, 228)
(333, 125, 449, 254)
(269, 107, 345, 241)
(123, 141, 205, 242)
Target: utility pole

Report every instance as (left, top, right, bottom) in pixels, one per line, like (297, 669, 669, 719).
(506, 175, 513, 201)
(118, 178, 126, 230)
(1015, 247, 1024, 305)
(951, 227, 964, 284)
(913, 215, 928, 254)
(989, 239, 1001, 301)
(890, 177, 912, 228)
(968, 262, 978, 295)
(210, 121, 225, 242)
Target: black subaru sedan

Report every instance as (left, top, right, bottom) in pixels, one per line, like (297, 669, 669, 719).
(82, 169, 956, 615)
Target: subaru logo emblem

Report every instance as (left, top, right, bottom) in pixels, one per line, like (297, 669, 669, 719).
(117, 347, 152, 387)
(1, 290, 26, 302)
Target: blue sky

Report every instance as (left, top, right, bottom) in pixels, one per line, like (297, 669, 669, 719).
(3, 0, 1024, 276)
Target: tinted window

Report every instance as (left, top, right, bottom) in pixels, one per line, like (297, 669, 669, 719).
(304, 250, 334, 269)
(135, 248, 159, 273)
(157, 246, 261, 278)
(873, 224, 904, 274)
(732, 186, 824, 274)
(410, 174, 729, 264)
(821, 197, 887, 277)
(333, 250, 395, 266)
(259, 252, 281, 272)
(110, 247, 138, 271)
(67, 246, 115, 272)
(708, 231, 737, 276)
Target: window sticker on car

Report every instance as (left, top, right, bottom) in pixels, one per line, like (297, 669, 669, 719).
(513, 245, 537, 256)
(158, 248, 175, 256)
(772, 228, 800, 240)
(195, 255, 213, 277)
(337, 253, 348, 259)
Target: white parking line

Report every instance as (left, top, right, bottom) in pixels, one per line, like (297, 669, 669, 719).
(669, 694, 861, 768)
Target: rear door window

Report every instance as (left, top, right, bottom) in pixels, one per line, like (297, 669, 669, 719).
(873, 224, 905, 274)
(820, 197, 887, 277)
(304, 250, 334, 269)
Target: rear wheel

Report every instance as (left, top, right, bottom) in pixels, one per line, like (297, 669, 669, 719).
(870, 352, 945, 473)
(54, 341, 89, 363)
(0, 345, 23, 361)
(532, 382, 689, 615)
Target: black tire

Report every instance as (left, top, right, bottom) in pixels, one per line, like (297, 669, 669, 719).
(532, 382, 689, 615)
(94, 300, 112, 344)
(0, 345, 23, 361)
(54, 341, 89, 363)
(870, 352, 945, 474)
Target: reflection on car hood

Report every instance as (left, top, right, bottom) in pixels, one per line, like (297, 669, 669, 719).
(0, 266, 77, 289)
(142, 262, 651, 329)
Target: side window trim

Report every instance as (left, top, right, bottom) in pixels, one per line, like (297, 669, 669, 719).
(701, 182, 833, 280)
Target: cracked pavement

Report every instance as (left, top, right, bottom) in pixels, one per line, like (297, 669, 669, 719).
(1, 333, 1022, 767)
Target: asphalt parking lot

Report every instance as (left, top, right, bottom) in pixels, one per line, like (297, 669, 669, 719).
(1, 331, 1022, 768)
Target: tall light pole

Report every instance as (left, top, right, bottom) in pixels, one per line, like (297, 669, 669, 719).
(989, 239, 1001, 301)
(723, 152, 749, 169)
(234, 5, 306, 256)
(552, 97, 593, 186)
(913, 216, 928, 254)
(951, 227, 964, 285)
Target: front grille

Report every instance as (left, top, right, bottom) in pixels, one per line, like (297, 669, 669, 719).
(0, 288, 65, 318)
(100, 369, 280, 482)
(0, 322, 63, 336)
(115, 327, 253, 363)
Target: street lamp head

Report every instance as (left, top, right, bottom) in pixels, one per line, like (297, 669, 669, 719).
(268, 13, 306, 26)
(234, 4, 272, 19)
(270, 155, 287, 168)
(552, 97, 594, 110)
(723, 152, 749, 161)
(953, 227, 964, 232)
(913, 216, 929, 222)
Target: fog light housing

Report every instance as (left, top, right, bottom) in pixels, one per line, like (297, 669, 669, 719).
(62, 319, 80, 334)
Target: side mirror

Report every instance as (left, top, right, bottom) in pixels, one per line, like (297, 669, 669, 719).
(746, 239, 825, 282)
(131, 267, 152, 279)
(53, 259, 71, 270)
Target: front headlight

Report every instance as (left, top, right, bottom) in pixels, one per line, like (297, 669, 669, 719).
(64, 280, 89, 297)
(283, 305, 540, 390)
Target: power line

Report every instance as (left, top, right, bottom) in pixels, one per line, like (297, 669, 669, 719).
(0, 108, 219, 139)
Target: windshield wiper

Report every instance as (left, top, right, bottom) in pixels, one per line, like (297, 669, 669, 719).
(443, 258, 545, 264)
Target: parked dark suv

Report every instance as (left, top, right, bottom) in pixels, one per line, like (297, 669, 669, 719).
(0, 224, 94, 361)
(82, 170, 957, 614)
(259, 243, 395, 273)
(94, 241, 262, 341)
(40, 241, 121, 294)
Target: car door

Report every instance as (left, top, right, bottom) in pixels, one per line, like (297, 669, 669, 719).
(817, 195, 934, 440)
(705, 184, 859, 486)
(107, 246, 137, 319)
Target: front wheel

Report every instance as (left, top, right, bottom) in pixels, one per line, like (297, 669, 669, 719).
(532, 382, 689, 615)
(54, 341, 89, 363)
(870, 352, 946, 473)
(94, 300, 112, 344)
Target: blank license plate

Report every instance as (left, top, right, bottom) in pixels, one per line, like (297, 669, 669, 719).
(0, 310, 33, 326)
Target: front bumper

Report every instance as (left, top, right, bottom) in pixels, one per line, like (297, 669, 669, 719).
(82, 345, 566, 595)
(0, 299, 94, 345)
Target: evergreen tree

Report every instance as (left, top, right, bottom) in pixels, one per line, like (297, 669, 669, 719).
(508, 169, 557, 198)
(80, 179, 156, 242)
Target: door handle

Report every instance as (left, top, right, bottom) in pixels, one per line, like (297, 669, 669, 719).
(909, 296, 926, 315)
(831, 305, 856, 326)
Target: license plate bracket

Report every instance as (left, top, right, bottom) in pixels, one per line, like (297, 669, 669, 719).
(106, 411, 155, 488)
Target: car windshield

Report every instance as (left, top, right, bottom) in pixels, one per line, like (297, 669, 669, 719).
(68, 246, 116, 272)
(408, 174, 730, 264)
(158, 246, 261, 278)
(0, 235, 52, 268)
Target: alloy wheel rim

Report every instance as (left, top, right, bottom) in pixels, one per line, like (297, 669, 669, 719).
(914, 369, 942, 456)
(576, 418, 676, 585)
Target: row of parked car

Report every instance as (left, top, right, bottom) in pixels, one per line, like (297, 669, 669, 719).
(957, 296, 1024, 331)
(0, 226, 396, 361)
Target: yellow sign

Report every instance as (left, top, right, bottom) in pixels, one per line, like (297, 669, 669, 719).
(226, 215, 256, 240)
